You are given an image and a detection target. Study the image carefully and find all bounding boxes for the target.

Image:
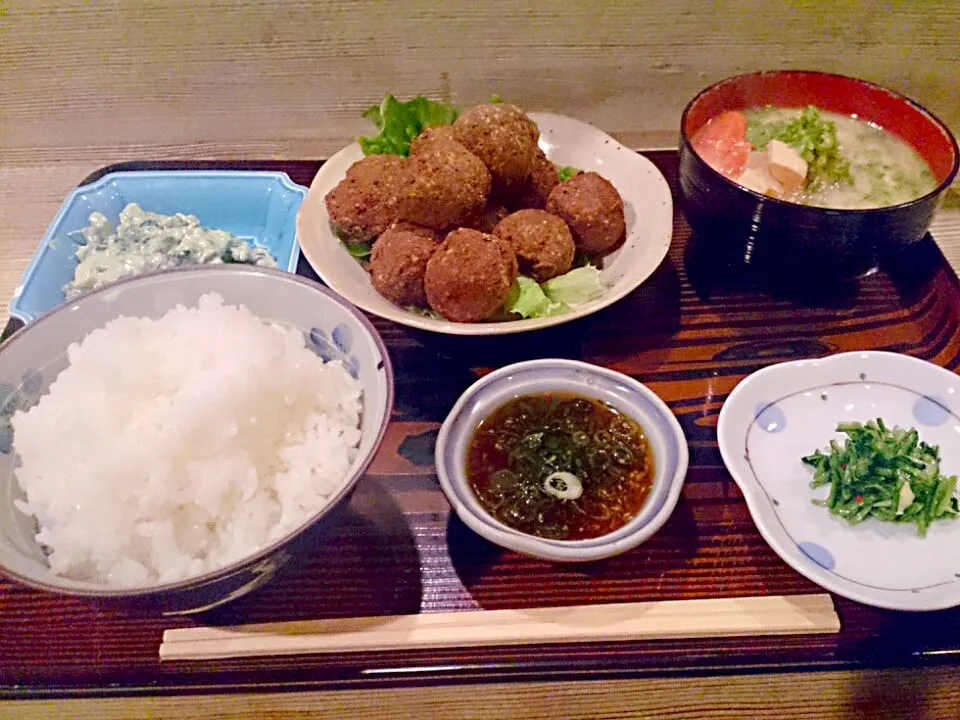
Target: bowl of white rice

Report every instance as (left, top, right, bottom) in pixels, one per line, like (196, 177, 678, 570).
(0, 265, 393, 614)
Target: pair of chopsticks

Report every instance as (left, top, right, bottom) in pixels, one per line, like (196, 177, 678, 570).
(159, 593, 839, 661)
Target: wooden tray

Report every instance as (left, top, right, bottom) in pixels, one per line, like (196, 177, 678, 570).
(3, 152, 960, 699)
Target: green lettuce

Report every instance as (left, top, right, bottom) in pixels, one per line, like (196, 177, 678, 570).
(407, 306, 444, 320)
(746, 105, 851, 189)
(557, 165, 580, 182)
(340, 239, 373, 260)
(359, 95, 460, 157)
(542, 265, 605, 306)
(504, 276, 568, 319)
(503, 266, 606, 319)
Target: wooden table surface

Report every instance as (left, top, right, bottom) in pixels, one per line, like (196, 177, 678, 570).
(2, 156, 960, 720)
(3, 2, 960, 718)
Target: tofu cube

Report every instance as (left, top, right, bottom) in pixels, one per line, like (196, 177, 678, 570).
(737, 166, 783, 198)
(766, 140, 808, 193)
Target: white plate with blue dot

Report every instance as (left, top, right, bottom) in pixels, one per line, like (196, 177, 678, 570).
(718, 351, 960, 611)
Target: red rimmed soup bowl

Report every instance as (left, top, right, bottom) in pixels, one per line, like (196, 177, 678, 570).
(679, 71, 958, 281)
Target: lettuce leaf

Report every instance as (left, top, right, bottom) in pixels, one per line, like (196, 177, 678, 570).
(557, 165, 580, 182)
(504, 276, 568, 318)
(340, 239, 373, 260)
(542, 265, 605, 306)
(407, 306, 444, 320)
(358, 94, 460, 157)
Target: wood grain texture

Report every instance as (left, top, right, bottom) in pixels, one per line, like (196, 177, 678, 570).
(158, 595, 840, 661)
(2, 0, 958, 162)
(3, 668, 960, 720)
(1, 0, 959, 323)
(3, 155, 960, 704)
(2, 3, 960, 714)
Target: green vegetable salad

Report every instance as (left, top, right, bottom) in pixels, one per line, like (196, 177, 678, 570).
(802, 419, 959, 537)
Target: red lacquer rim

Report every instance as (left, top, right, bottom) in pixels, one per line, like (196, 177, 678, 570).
(681, 70, 959, 193)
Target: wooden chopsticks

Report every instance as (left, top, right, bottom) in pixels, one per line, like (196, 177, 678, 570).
(159, 593, 839, 661)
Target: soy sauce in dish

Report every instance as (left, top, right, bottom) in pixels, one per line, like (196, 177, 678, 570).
(465, 393, 654, 540)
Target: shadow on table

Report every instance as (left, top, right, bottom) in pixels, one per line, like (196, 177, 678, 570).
(401, 258, 684, 369)
(197, 476, 423, 626)
(446, 494, 700, 611)
(383, 259, 684, 424)
(882, 234, 954, 300)
(683, 230, 864, 308)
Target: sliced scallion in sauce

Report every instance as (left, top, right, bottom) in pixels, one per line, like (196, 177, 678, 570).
(466, 393, 654, 540)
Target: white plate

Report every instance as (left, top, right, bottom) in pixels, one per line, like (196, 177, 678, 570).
(296, 112, 673, 335)
(718, 351, 960, 611)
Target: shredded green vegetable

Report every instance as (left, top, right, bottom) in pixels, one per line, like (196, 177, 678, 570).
(746, 106, 852, 190)
(557, 166, 580, 182)
(802, 419, 959, 537)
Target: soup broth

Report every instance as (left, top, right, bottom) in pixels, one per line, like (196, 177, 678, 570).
(465, 392, 654, 541)
(691, 104, 938, 211)
(746, 107, 937, 210)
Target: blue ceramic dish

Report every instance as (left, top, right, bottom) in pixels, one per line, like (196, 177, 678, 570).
(9, 171, 307, 324)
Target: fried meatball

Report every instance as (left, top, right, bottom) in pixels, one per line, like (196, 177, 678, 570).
(385, 220, 440, 242)
(368, 225, 438, 307)
(492, 209, 575, 283)
(399, 139, 491, 230)
(424, 228, 518, 322)
(325, 155, 406, 242)
(545, 171, 626, 256)
(453, 103, 540, 190)
(409, 125, 458, 156)
(465, 201, 511, 234)
(511, 148, 560, 210)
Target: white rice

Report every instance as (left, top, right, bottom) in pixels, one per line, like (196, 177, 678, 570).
(11, 293, 363, 589)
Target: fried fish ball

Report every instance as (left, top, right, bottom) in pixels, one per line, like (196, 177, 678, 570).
(424, 228, 518, 322)
(465, 201, 512, 234)
(324, 155, 406, 242)
(368, 224, 438, 307)
(399, 139, 491, 230)
(453, 103, 540, 190)
(545, 171, 626, 256)
(512, 147, 560, 210)
(409, 125, 458, 156)
(492, 209, 575, 282)
(386, 221, 441, 242)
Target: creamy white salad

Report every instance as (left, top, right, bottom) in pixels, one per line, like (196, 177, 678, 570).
(65, 203, 278, 298)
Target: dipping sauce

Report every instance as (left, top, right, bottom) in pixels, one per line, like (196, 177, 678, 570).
(465, 392, 654, 540)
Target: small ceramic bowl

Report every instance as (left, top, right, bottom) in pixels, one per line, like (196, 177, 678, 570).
(0, 265, 393, 615)
(718, 351, 960, 611)
(10, 170, 307, 324)
(678, 70, 959, 281)
(435, 359, 688, 562)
